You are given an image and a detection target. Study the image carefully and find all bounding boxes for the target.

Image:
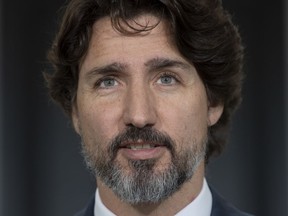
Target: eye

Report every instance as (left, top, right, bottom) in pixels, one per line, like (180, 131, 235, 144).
(156, 73, 178, 85)
(96, 77, 119, 88)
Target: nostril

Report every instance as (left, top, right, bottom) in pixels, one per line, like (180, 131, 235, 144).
(125, 122, 155, 129)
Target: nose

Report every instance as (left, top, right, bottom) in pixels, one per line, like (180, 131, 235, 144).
(123, 84, 157, 128)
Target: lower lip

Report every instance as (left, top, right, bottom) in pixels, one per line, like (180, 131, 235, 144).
(119, 147, 166, 160)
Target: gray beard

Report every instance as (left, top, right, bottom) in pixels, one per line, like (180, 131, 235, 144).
(81, 127, 207, 204)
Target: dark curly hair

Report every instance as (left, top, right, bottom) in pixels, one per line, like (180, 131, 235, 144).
(45, 0, 244, 160)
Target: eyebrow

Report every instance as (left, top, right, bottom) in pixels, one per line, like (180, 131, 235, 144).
(84, 57, 192, 79)
(145, 57, 192, 72)
(85, 62, 128, 79)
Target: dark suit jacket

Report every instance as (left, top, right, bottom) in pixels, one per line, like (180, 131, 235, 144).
(74, 188, 254, 216)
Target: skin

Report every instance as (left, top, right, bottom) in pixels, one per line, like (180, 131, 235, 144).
(72, 15, 223, 215)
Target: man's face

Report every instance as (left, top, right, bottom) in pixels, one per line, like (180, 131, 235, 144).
(72, 15, 223, 203)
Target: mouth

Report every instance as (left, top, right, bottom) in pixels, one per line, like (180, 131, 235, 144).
(118, 141, 166, 160)
(123, 143, 162, 150)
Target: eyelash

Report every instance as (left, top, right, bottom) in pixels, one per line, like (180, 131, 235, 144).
(93, 72, 180, 88)
(157, 72, 180, 83)
(94, 76, 118, 89)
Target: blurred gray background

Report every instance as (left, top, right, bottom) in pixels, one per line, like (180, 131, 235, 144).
(0, 0, 287, 215)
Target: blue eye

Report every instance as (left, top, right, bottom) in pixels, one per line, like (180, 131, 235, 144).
(160, 76, 173, 84)
(157, 74, 177, 85)
(98, 78, 119, 88)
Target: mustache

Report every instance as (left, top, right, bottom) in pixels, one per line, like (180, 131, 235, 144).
(108, 126, 176, 159)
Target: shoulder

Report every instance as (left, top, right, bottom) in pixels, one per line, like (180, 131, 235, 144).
(210, 187, 254, 216)
(74, 195, 95, 216)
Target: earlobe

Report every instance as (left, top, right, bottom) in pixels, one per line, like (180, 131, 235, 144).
(72, 106, 80, 135)
(207, 104, 224, 126)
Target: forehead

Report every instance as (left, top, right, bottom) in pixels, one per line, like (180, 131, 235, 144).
(89, 15, 178, 55)
(81, 15, 182, 66)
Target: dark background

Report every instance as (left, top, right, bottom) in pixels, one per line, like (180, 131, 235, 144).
(0, 0, 287, 215)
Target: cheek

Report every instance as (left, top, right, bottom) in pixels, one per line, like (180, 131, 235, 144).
(77, 100, 122, 145)
(158, 90, 209, 142)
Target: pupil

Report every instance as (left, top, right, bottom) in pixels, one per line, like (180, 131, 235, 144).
(104, 79, 114, 86)
(162, 76, 171, 84)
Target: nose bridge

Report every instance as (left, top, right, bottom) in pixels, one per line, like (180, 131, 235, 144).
(123, 80, 156, 128)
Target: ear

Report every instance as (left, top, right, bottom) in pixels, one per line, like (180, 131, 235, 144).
(72, 105, 81, 135)
(207, 104, 224, 126)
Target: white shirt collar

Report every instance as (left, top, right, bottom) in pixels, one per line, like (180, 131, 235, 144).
(94, 179, 212, 216)
(175, 179, 212, 216)
(94, 189, 116, 216)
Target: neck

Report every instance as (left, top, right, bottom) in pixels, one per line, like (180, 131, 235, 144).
(97, 161, 205, 216)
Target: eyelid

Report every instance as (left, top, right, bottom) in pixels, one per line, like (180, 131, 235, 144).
(157, 71, 181, 83)
(94, 75, 119, 89)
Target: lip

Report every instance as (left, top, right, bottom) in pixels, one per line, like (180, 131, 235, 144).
(119, 146, 167, 160)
